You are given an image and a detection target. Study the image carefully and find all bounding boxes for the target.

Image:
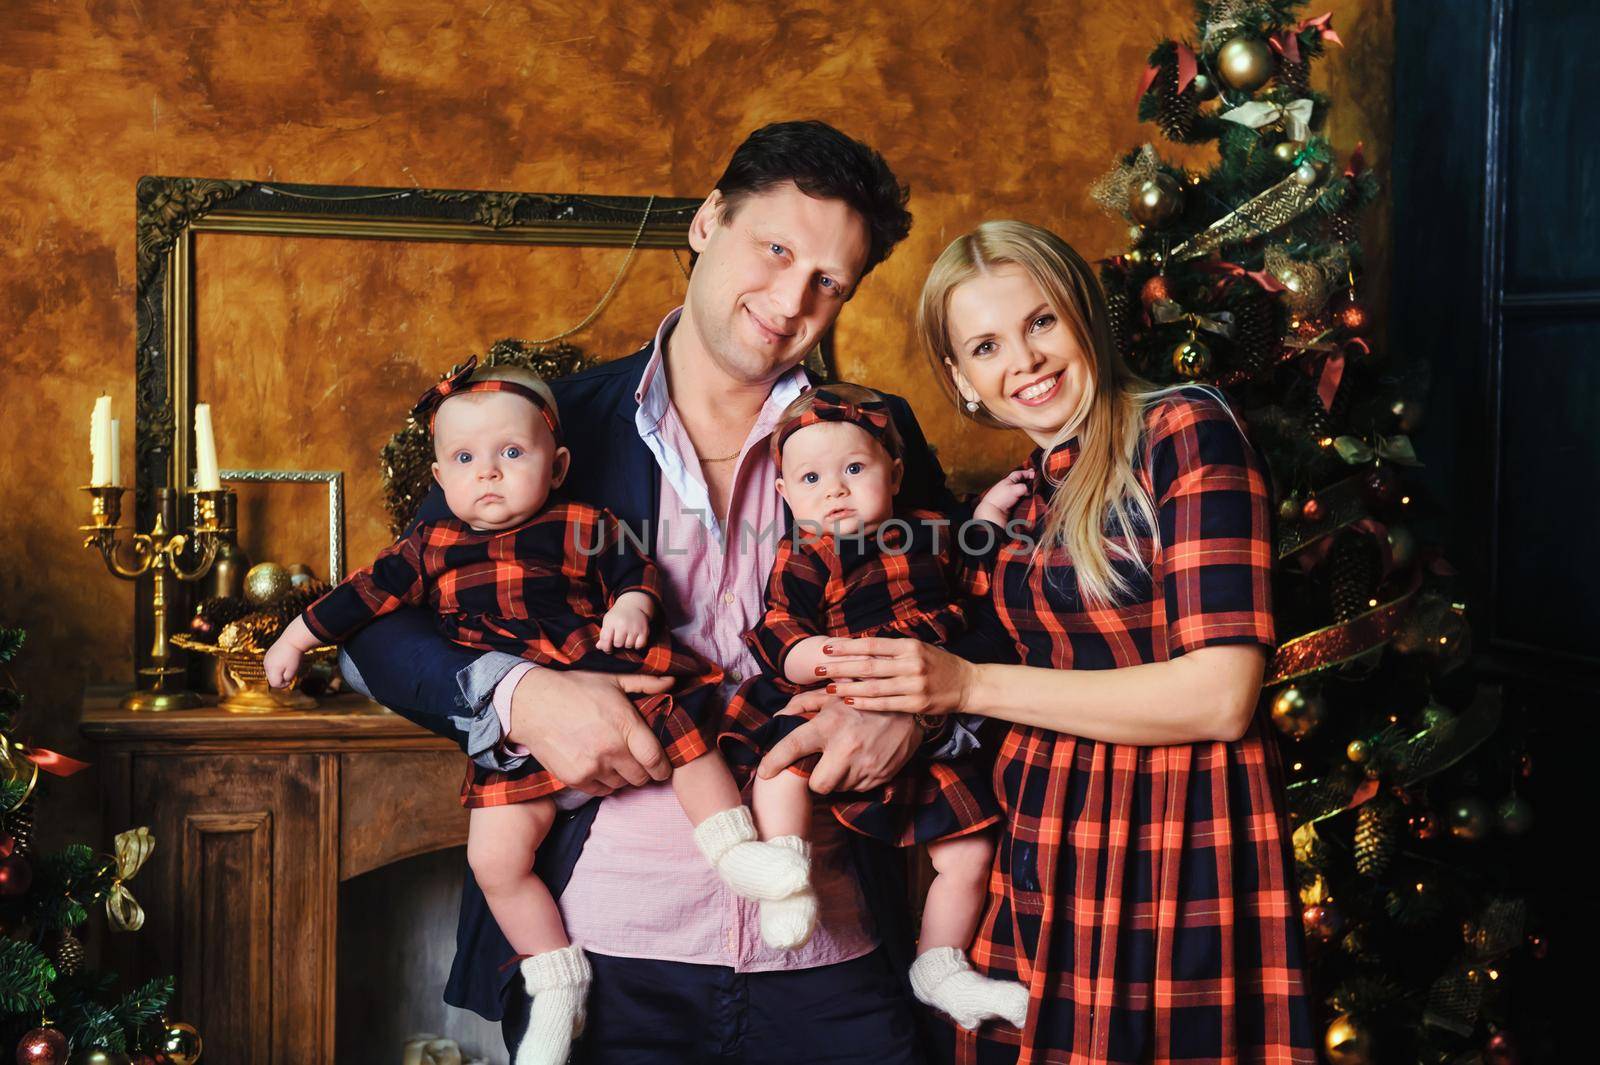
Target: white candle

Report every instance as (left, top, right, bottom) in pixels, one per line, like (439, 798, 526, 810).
(109, 419, 121, 488)
(90, 395, 111, 486)
(193, 403, 221, 491)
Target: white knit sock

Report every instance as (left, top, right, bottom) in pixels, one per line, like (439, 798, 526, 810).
(758, 835, 819, 949)
(692, 806, 810, 901)
(515, 945, 592, 1065)
(910, 947, 1029, 1031)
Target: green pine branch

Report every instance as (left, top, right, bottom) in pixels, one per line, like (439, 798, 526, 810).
(0, 938, 56, 1015)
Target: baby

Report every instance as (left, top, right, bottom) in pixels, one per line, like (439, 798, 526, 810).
(717, 384, 1034, 1033)
(264, 358, 811, 1065)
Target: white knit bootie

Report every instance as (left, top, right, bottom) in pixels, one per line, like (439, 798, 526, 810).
(514, 945, 592, 1065)
(692, 806, 810, 901)
(909, 946, 1029, 1031)
(758, 835, 819, 949)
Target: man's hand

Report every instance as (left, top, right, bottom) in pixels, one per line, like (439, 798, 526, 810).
(755, 689, 922, 794)
(507, 667, 675, 796)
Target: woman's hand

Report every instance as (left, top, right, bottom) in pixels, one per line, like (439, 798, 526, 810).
(811, 636, 978, 717)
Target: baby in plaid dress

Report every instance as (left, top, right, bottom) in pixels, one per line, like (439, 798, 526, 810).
(716, 384, 1033, 1031)
(263, 358, 813, 1065)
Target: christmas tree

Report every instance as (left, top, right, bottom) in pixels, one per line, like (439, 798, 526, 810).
(1096, 3, 1536, 1062)
(0, 623, 201, 1065)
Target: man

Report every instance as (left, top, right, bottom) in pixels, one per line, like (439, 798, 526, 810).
(344, 120, 958, 1063)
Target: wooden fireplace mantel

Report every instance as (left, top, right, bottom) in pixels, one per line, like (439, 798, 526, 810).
(82, 689, 469, 1065)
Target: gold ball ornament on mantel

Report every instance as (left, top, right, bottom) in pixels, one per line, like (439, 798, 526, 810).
(243, 562, 292, 606)
(1323, 1013, 1374, 1065)
(1216, 36, 1274, 92)
(1129, 173, 1185, 228)
(157, 1022, 203, 1065)
(1272, 139, 1305, 165)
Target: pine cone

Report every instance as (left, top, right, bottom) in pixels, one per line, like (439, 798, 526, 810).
(258, 580, 332, 640)
(1156, 63, 1198, 141)
(1329, 534, 1382, 622)
(1105, 286, 1136, 361)
(1231, 293, 1277, 376)
(3, 799, 32, 858)
(1277, 56, 1312, 96)
(48, 930, 84, 975)
(218, 612, 282, 653)
(1355, 799, 1398, 877)
(190, 595, 250, 640)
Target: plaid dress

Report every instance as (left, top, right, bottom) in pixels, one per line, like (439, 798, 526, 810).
(956, 390, 1314, 1064)
(303, 498, 723, 808)
(719, 509, 1002, 846)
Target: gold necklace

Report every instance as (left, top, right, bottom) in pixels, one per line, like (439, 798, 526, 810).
(700, 449, 741, 463)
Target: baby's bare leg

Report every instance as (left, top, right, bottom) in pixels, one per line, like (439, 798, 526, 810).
(669, 750, 744, 825)
(919, 831, 994, 951)
(467, 800, 567, 956)
(910, 829, 1028, 1031)
(751, 764, 814, 842)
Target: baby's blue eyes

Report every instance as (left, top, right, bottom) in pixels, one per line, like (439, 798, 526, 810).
(454, 451, 472, 464)
(802, 472, 819, 484)
(846, 462, 863, 475)
(504, 446, 523, 459)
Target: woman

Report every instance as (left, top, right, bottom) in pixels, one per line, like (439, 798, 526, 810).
(803, 221, 1315, 1063)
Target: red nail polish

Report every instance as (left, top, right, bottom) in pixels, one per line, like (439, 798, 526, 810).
(814, 666, 827, 676)
(822, 645, 834, 655)
(843, 697, 855, 704)
(826, 683, 837, 694)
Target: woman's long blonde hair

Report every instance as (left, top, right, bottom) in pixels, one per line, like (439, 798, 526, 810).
(917, 220, 1185, 608)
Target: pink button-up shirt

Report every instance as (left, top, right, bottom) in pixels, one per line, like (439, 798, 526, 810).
(497, 309, 875, 971)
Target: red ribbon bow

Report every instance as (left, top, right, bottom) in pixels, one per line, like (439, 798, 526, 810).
(1138, 41, 1199, 103)
(772, 388, 897, 471)
(410, 355, 562, 444)
(1271, 11, 1343, 65)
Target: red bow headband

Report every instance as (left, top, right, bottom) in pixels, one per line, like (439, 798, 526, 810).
(771, 388, 898, 473)
(412, 355, 562, 446)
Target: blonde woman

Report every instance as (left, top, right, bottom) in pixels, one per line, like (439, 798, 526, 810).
(794, 221, 1314, 1063)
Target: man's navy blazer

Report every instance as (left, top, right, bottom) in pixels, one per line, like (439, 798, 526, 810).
(343, 342, 959, 1021)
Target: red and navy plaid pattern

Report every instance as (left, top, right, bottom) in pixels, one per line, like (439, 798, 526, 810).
(771, 387, 899, 473)
(303, 499, 722, 807)
(719, 509, 1001, 846)
(958, 389, 1313, 1063)
(411, 354, 562, 444)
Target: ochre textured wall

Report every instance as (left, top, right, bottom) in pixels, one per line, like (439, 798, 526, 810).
(0, 1, 1393, 842)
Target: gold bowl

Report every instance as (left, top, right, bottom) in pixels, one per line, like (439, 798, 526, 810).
(171, 633, 338, 713)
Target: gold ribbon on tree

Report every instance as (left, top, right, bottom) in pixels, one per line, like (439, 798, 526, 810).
(1171, 171, 1325, 260)
(1267, 570, 1422, 685)
(106, 825, 155, 931)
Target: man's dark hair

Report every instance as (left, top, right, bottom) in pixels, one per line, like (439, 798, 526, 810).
(712, 120, 913, 280)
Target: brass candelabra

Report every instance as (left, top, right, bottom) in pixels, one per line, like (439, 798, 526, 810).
(81, 484, 228, 710)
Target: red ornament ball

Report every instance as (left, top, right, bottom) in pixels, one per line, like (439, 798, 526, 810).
(1337, 298, 1369, 334)
(1300, 496, 1326, 523)
(1484, 1030, 1519, 1065)
(1361, 465, 1400, 508)
(1140, 274, 1172, 310)
(15, 1027, 67, 1065)
(0, 855, 32, 896)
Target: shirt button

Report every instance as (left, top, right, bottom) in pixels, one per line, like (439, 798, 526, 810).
(727, 670, 741, 683)
(723, 592, 736, 604)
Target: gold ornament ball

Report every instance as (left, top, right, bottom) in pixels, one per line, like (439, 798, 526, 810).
(1293, 161, 1321, 186)
(1273, 139, 1305, 165)
(1277, 495, 1301, 522)
(1190, 72, 1219, 101)
(1129, 174, 1185, 229)
(243, 562, 292, 606)
(1217, 36, 1274, 91)
(1270, 685, 1326, 739)
(159, 1022, 203, 1065)
(1346, 739, 1370, 764)
(1171, 336, 1212, 379)
(1324, 1014, 1374, 1065)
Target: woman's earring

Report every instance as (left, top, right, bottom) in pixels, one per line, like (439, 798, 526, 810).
(965, 400, 980, 413)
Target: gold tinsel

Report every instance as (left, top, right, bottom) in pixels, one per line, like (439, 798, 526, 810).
(1089, 144, 1162, 220)
(382, 338, 593, 537)
(1171, 173, 1326, 260)
(1264, 244, 1351, 317)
